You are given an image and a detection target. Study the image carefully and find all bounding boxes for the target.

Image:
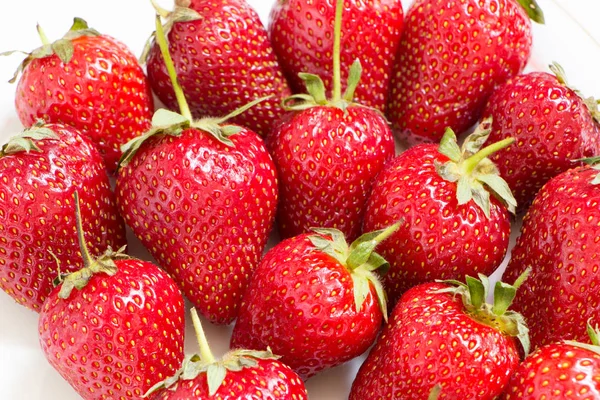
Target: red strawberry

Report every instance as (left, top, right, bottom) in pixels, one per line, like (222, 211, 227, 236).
(144, 0, 291, 136)
(503, 162, 600, 350)
(350, 274, 530, 399)
(4, 18, 154, 172)
(482, 63, 600, 212)
(387, 0, 544, 145)
(269, 0, 404, 112)
(38, 192, 185, 400)
(0, 122, 126, 312)
(147, 308, 308, 399)
(267, 0, 395, 241)
(231, 223, 398, 378)
(363, 120, 516, 306)
(116, 18, 278, 324)
(502, 322, 600, 399)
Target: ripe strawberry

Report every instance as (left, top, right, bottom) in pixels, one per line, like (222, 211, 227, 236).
(144, 0, 291, 136)
(269, 0, 404, 112)
(116, 18, 277, 324)
(230, 223, 398, 378)
(38, 193, 185, 400)
(147, 308, 308, 399)
(363, 120, 516, 306)
(502, 322, 600, 399)
(387, 0, 544, 145)
(350, 274, 530, 399)
(503, 162, 600, 350)
(0, 122, 126, 312)
(4, 18, 154, 172)
(267, 0, 395, 241)
(482, 63, 600, 212)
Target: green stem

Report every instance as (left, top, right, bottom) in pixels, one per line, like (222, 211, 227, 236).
(154, 14, 192, 121)
(73, 191, 94, 268)
(36, 24, 50, 46)
(462, 137, 514, 174)
(332, 0, 344, 102)
(191, 308, 216, 364)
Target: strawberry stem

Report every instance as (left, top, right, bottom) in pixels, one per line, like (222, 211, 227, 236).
(190, 308, 216, 364)
(73, 191, 94, 268)
(36, 24, 50, 46)
(332, 0, 343, 102)
(462, 137, 514, 175)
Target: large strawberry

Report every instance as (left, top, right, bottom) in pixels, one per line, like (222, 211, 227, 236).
(0, 122, 126, 312)
(363, 120, 516, 306)
(269, 0, 404, 112)
(267, 0, 395, 241)
(3, 18, 154, 172)
(350, 273, 530, 399)
(147, 308, 308, 399)
(116, 17, 277, 324)
(387, 0, 544, 145)
(231, 223, 398, 378)
(482, 63, 600, 212)
(144, 0, 290, 136)
(503, 161, 600, 350)
(38, 192, 185, 400)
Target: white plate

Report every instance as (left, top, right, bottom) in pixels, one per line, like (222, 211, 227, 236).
(1, 0, 599, 399)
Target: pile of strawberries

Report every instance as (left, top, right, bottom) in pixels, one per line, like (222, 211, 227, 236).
(1, 0, 600, 399)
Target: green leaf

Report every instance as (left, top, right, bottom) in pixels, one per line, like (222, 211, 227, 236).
(1, 126, 59, 156)
(343, 59, 363, 102)
(492, 281, 517, 316)
(470, 181, 491, 219)
(477, 173, 517, 214)
(461, 118, 492, 157)
(438, 128, 461, 162)
(152, 108, 190, 126)
(516, 0, 545, 24)
(214, 95, 272, 125)
(362, 252, 389, 274)
(465, 275, 486, 309)
(206, 364, 227, 396)
(308, 228, 348, 266)
(549, 62, 568, 85)
(347, 222, 400, 270)
(587, 321, 600, 346)
(351, 273, 370, 314)
(580, 156, 600, 166)
(51, 39, 74, 64)
(456, 176, 472, 205)
(366, 272, 388, 321)
(428, 385, 442, 400)
(69, 17, 90, 31)
(299, 73, 328, 105)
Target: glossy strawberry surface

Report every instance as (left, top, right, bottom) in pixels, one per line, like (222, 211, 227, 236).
(269, 0, 404, 112)
(0, 124, 126, 311)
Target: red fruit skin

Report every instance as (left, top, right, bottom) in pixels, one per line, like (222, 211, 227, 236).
(146, 0, 291, 136)
(269, 0, 404, 112)
(0, 124, 126, 312)
(15, 35, 154, 172)
(39, 259, 185, 400)
(504, 166, 600, 350)
(363, 145, 510, 306)
(483, 72, 600, 212)
(267, 106, 395, 241)
(502, 341, 600, 400)
(387, 0, 532, 145)
(230, 234, 383, 378)
(116, 127, 278, 324)
(350, 282, 520, 400)
(149, 358, 308, 399)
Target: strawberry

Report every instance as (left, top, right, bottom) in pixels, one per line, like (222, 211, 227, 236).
(482, 63, 600, 212)
(350, 273, 530, 399)
(0, 122, 126, 312)
(387, 0, 544, 146)
(144, 0, 291, 136)
(147, 308, 308, 399)
(230, 223, 398, 378)
(503, 161, 600, 350)
(3, 18, 154, 172)
(267, 0, 395, 241)
(363, 120, 516, 306)
(38, 192, 185, 400)
(116, 18, 277, 324)
(502, 322, 600, 399)
(268, 0, 404, 112)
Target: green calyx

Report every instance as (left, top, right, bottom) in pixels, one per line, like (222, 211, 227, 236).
(550, 62, 600, 124)
(564, 321, 600, 356)
(435, 268, 532, 357)
(516, 0, 545, 24)
(0, 120, 58, 157)
(1, 18, 100, 83)
(308, 222, 401, 321)
(435, 118, 518, 218)
(145, 308, 279, 397)
(428, 385, 442, 400)
(579, 156, 600, 185)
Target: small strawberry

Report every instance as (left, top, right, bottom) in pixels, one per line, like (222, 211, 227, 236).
(502, 322, 600, 399)
(350, 273, 530, 400)
(482, 62, 600, 212)
(231, 223, 398, 378)
(503, 161, 600, 350)
(144, 0, 291, 136)
(3, 18, 154, 172)
(267, 0, 395, 241)
(363, 120, 516, 306)
(0, 122, 126, 312)
(387, 0, 544, 145)
(147, 308, 308, 399)
(269, 0, 404, 112)
(38, 192, 185, 400)
(116, 17, 278, 324)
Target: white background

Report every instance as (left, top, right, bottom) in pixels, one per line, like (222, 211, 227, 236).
(0, 0, 599, 399)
